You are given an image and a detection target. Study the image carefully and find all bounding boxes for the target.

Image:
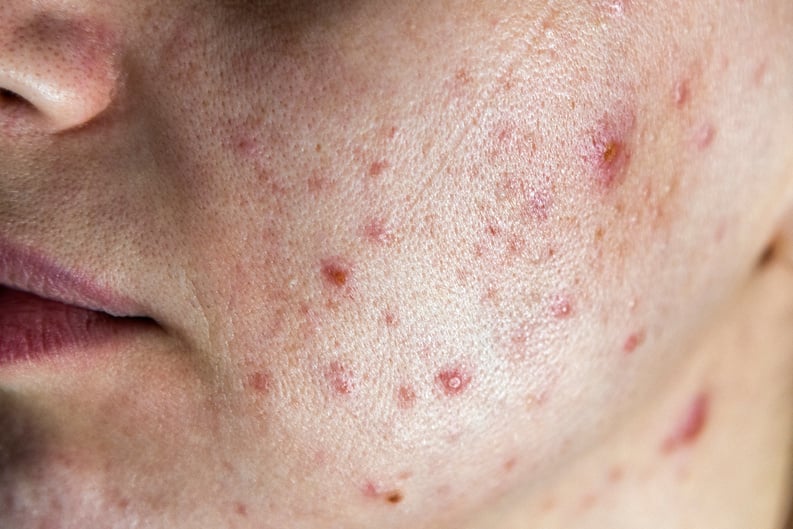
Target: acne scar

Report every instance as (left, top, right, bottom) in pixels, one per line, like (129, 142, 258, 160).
(325, 361, 355, 395)
(436, 367, 473, 396)
(580, 104, 636, 190)
(662, 392, 710, 453)
(397, 385, 417, 409)
(321, 258, 352, 288)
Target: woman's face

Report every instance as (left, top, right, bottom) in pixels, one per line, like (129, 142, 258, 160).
(1, 1, 791, 527)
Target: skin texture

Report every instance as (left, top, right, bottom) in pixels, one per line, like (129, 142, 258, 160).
(0, 1, 792, 528)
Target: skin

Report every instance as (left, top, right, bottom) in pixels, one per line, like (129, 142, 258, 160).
(1, 0, 792, 527)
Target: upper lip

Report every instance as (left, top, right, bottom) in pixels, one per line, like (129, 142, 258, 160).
(0, 235, 144, 317)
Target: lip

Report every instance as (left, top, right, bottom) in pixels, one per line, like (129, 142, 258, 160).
(0, 236, 144, 317)
(0, 236, 151, 366)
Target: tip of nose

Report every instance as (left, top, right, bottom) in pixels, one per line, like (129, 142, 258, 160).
(0, 12, 120, 133)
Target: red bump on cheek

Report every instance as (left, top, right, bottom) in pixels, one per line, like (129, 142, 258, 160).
(662, 392, 710, 453)
(367, 160, 389, 178)
(436, 367, 472, 397)
(321, 258, 352, 288)
(324, 361, 355, 395)
(580, 105, 636, 190)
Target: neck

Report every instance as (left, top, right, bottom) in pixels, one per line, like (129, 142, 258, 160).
(468, 260, 793, 529)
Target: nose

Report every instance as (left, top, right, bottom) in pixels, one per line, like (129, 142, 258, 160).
(0, 6, 120, 133)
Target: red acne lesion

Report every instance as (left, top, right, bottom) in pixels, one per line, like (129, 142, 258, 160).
(363, 218, 395, 246)
(623, 329, 646, 354)
(324, 361, 355, 396)
(397, 385, 417, 409)
(367, 160, 389, 178)
(581, 105, 636, 190)
(245, 371, 272, 395)
(436, 367, 472, 397)
(361, 481, 405, 505)
(321, 258, 352, 288)
(662, 392, 710, 453)
(550, 294, 574, 319)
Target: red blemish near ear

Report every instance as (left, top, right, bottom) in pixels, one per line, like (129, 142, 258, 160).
(662, 392, 710, 453)
(325, 361, 355, 395)
(436, 367, 472, 396)
(623, 329, 645, 354)
(321, 258, 352, 287)
(245, 371, 272, 394)
(580, 105, 636, 190)
(397, 385, 417, 409)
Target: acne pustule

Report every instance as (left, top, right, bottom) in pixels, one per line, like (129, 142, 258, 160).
(320, 257, 353, 288)
(580, 103, 637, 190)
(436, 366, 473, 396)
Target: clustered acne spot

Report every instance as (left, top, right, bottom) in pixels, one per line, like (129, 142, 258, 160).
(324, 361, 355, 396)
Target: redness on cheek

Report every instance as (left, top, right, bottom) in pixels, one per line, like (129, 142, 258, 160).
(321, 258, 352, 288)
(436, 367, 473, 397)
(580, 104, 636, 190)
(324, 361, 355, 396)
(662, 392, 710, 453)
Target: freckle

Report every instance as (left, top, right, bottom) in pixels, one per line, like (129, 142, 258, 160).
(691, 123, 716, 151)
(245, 371, 272, 394)
(234, 502, 248, 517)
(385, 491, 404, 504)
(594, 226, 605, 243)
(436, 367, 473, 396)
(623, 329, 645, 354)
(662, 392, 710, 453)
(455, 68, 472, 85)
(325, 361, 355, 395)
(550, 295, 574, 319)
(321, 258, 352, 287)
(503, 457, 518, 473)
(116, 497, 130, 510)
(398, 470, 413, 480)
(315, 143, 322, 152)
(397, 385, 417, 409)
(367, 160, 389, 178)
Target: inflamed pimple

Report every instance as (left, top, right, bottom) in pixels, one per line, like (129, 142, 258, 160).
(622, 329, 646, 354)
(661, 392, 710, 453)
(320, 258, 352, 287)
(397, 385, 417, 409)
(580, 104, 637, 190)
(436, 367, 472, 396)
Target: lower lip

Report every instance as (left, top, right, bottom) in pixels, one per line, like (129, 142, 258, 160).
(0, 286, 148, 366)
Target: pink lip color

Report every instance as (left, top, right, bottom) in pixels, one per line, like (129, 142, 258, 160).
(0, 237, 149, 366)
